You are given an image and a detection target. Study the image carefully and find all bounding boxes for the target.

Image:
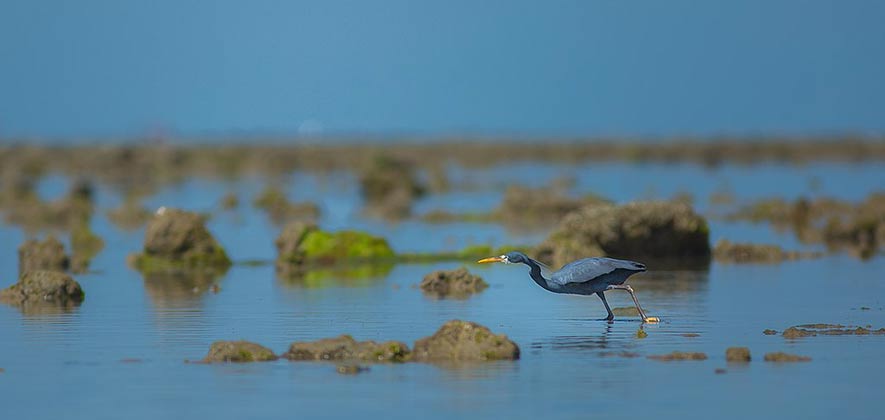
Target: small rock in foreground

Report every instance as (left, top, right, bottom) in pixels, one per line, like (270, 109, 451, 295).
(0, 270, 84, 306)
(283, 335, 410, 363)
(411, 320, 519, 362)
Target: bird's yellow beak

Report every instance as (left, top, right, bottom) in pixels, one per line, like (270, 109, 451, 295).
(477, 256, 504, 264)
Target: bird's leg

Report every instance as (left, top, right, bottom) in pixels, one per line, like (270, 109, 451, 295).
(607, 285, 659, 323)
(596, 292, 614, 322)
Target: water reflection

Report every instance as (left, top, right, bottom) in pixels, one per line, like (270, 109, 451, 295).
(141, 270, 224, 309)
(276, 262, 393, 289)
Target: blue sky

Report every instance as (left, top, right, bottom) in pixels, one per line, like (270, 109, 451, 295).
(1, 0, 884, 140)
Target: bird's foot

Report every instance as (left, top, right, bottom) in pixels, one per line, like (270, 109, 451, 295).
(642, 316, 661, 324)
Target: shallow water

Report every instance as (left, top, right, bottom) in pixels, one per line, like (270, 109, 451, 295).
(1, 161, 884, 419)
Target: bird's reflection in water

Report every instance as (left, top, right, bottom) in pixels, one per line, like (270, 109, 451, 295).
(531, 323, 641, 358)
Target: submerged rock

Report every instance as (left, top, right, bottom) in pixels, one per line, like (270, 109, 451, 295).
(713, 239, 820, 264)
(275, 222, 394, 275)
(128, 208, 231, 272)
(764, 352, 811, 362)
(725, 347, 751, 362)
(411, 320, 520, 362)
(535, 201, 710, 267)
(283, 335, 410, 363)
(419, 267, 488, 299)
(203, 340, 278, 363)
(647, 351, 708, 361)
(18, 236, 70, 276)
(0, 270, 84, 306)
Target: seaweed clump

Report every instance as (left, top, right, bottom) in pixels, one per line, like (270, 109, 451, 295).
(419, 267, 488, 299)
(283, 335, 410, 363)
(0, 270, 85, 308)
(275, 222, 394, 277)
(411, 320, 520, 362)
(712, 239, 820, 264)
(18, 236, 70, 276)
(203, 340, 278, 363)
(535, 201, 710, 268)
(128, 208, 231, 273)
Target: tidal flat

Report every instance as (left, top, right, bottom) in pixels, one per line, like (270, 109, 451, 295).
(1, 140, 884, 419)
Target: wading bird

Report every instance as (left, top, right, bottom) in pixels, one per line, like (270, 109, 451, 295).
(478, 251, 659, 323)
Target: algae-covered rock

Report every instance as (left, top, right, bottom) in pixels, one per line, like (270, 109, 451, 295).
(129, 208, 231, 272)
(18, 236, 70, 276)
(419, 267, 488, 299)
(0, 270, 84, 307)
(647, 351, 708, 361)
(283, 335, 410, 363)
(764, 352, 811, 362)
(535, 201, 710, 267)
(275, 222, 394, 274)
(725, 347, 751, 362)
(713, 239, 820, 264)
(203, 340, 278, 363)
(411, 320, 520, 362)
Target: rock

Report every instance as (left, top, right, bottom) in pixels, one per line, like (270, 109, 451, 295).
(106, 200, 151, 230)
(0, 270, 84, 306)
(647, 351, 708, 361)
(18, 236, 70, 276)
(782, 327, 816, 338)
(411, 320, 520, 362)
(494, 185, 609, 226)
(535, 201, 710, 267)
(713, 239, 820, 263)
(203, 341, 277, 363)
(782, 324, 885, 338)
(763, 329, 778, 335)
(636, 329, 648, 339)
(764, 352, 811, 362)
(253, 186, 320, 224)
(419, 267, 488, 298)
(283, 335, 410, 363)
(128, 208, 231, 272)
(275, 222, 394, 275)
(725, 347, 751, 362)
(359, 155, 426, 219)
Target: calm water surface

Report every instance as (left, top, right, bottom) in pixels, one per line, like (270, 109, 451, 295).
(1, 161, 884, 419)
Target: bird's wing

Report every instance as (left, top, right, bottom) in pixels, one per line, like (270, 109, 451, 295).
(550, 257, 641, 286)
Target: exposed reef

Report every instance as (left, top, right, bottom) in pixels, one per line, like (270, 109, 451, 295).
(712, 239, 821, 264)
(203, 341, 278, 363)
(127, 208, 231, 273)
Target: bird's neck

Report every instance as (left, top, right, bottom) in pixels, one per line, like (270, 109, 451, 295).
(522, 258, 553, 291)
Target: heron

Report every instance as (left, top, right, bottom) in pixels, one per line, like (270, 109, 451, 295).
(478, 251, 659, 323)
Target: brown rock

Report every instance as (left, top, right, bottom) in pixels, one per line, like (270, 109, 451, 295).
(203, 340, 277, 363)
(0, 270, 84, 306)
(647, 351, 708, 361)
(411, 320, 519, 362)
(764, 352, 811, 362)
(18, 236, 69, 276)
(283, 335, 410, 363)
(725, 347, 751, 362)
(419, 267, 488, 298)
